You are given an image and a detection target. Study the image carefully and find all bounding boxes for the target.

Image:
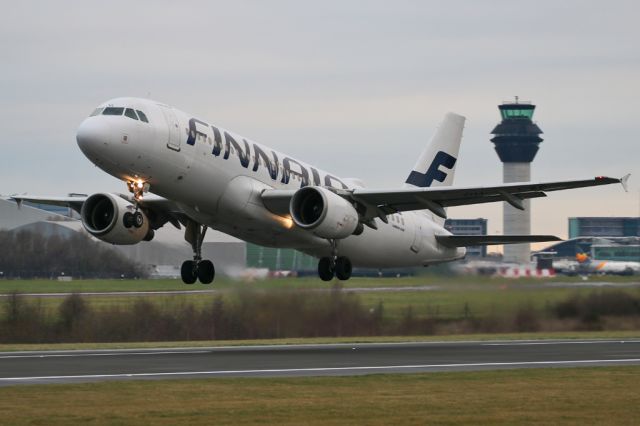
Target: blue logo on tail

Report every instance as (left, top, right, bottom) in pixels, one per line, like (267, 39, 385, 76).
(405, 151, 457, 187)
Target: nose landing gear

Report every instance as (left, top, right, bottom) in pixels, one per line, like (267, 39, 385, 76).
(317, 240, 352, 281)
(123, 179, 149, 229)
(127, 179, 150, 201)
(181, 221, 216, 285)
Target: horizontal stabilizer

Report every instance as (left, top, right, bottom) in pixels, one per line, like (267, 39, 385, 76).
(436, 235, 562, 248)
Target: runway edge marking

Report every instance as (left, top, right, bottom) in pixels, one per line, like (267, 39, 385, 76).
(3, 339, 639, 357)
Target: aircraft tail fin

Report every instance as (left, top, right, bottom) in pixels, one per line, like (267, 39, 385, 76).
(404, 112, 465, 225)
(404, 112, 465, 190)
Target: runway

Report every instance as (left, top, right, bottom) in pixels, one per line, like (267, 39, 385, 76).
(1, 339, 639, 386)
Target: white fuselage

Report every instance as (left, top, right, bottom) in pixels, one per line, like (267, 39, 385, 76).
(76, 97, 465, 268)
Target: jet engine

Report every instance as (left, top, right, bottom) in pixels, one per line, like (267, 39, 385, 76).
(80, 193, 151, 245)
(290, 186, 359, 239)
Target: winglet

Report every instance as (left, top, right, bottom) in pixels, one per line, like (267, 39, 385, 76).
(620, 173, 631, 192)
(10, 195, 22, 209)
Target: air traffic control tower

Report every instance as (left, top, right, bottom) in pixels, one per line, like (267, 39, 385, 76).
(490, 98, 544, 264)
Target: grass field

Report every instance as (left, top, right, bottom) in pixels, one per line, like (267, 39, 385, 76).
(1, 278, 639, 424)
(1, 367, 639, 425)
(2, 276, 639, 320)
(1, 274, 638, 293)
(1, 277, 639, 347)
(16, 285, 633, 326)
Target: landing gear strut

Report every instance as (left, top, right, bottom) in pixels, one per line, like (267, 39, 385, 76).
(317, 240, 352, 281)
(124, 180, 149, 229)
(181, 221, 215, 284)
(127, 179, 150, 201)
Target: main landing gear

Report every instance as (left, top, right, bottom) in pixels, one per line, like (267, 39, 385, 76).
(317, 240, 352, 281)
(181, 222, 215, 285)
(123, 211, 144, 229)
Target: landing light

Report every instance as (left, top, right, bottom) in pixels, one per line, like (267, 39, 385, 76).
(127, 179, 150, 200)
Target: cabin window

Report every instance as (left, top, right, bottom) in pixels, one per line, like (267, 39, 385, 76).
(136, 110, 149, 123)
(124, 108, 139, 120)
(102, 107, 124, 116)
(90, 107, 103, 117)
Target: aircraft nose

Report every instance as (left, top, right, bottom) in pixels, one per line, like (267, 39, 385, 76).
(76, 118, 112, 154)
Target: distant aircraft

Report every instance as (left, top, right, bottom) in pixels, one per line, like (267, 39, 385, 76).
(12, 98, 629, 283)
(555, 253, 639, 276)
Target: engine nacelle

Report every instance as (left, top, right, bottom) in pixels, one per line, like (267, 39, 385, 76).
(81, 193, 149, 245)
(290, 186, 359, 239)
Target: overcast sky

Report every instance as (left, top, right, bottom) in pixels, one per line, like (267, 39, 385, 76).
(1, 1, 638, 241)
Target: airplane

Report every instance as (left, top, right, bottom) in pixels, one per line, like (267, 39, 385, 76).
(554, 253, 639, 276)
(12, 97, 629, 284)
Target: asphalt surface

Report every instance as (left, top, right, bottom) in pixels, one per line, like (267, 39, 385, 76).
(1, 339, 639, 386)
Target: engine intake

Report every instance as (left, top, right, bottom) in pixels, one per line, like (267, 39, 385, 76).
(81, 193, 150, 245)
(290, 186, 359, 239)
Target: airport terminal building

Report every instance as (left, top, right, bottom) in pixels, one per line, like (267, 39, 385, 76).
(246, 243, 316, 272)
(569, 217, 639, 239)
(444, 218, 488, 257)
(538, 217, 640, 263)
(539, 236, 640, 262)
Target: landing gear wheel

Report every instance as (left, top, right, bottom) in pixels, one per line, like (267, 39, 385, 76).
(182, 221, 216, 285)
(181, 260, 197, 285)
(123, 212, 134, 228)
(335, 256, 352, 281)
(133, 211, 144, 228)
(198, 260, 215, 284)
(318, 257, 335, 281)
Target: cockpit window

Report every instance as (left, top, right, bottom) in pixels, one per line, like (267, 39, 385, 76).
(90, 107, 104, 117)
(124, 108, 138, 120)
(102, 107, 124, 116)
(136, 110, 149, 123)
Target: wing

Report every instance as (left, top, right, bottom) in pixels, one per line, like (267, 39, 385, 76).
(10, 195, 87, 214)
(261, 175, 627, 220)
(11, 194, 186, 230)
(435, 235, 562, 248)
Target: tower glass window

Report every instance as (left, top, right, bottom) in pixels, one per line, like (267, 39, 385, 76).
(500, 108, 534, 120)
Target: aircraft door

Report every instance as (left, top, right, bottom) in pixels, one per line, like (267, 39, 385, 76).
(410, 218, 423, 254)
(159, 105, 181, 151)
